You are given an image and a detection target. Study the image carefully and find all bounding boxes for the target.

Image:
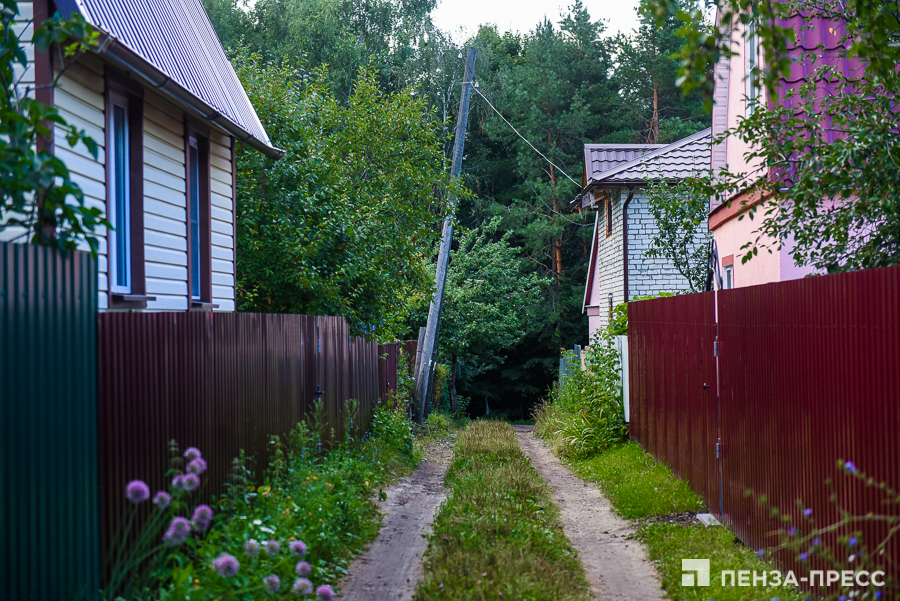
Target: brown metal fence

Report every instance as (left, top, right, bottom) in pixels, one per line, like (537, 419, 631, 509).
(96, 312, 411, 561)
(629, 265, 900, 582)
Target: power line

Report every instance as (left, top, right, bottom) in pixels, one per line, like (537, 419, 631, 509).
(471, 86, 581, 187)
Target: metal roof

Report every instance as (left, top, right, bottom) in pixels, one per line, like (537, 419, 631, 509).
(59, 0, 281, 158)
(583, 143, 664, 182)
(589, 128, 711, 185)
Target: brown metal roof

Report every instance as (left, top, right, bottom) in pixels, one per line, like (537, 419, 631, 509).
(589, 128, 711, 185)
(59, 0, 282, 158)
(583, 143, 664, 182)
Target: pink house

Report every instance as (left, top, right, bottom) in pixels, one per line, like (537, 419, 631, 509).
(708, 11, 854, 288)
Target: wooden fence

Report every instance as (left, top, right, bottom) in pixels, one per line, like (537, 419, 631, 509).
(629, 265, 900, 587)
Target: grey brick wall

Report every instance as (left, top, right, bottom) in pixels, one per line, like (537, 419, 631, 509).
(626, 190, 694, 298)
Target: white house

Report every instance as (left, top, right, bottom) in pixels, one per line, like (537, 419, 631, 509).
(573, 129, 711, 338)
(8, 0, 282, 311)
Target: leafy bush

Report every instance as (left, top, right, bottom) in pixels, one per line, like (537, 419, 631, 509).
(534, 330, 627, 458)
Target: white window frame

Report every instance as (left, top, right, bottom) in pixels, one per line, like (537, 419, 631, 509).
(108, 99, 131, 295)
(745, 19, 760, 117)
(723, 263, 735, 289)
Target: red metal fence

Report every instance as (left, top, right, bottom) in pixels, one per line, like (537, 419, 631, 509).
(96, 312, 414, 559)
(630, 265, 900, 582)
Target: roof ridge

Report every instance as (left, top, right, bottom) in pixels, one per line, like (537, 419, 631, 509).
(589, 127, 712, 184)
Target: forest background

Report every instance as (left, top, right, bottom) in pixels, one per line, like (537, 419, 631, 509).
(202, 0, 710, 419)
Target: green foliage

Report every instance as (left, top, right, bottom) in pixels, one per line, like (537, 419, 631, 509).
(431, 363, 449, 412)
(534, 330, 628, 458)
(232, 54, 463, 338)
(651, 0, 900, 272)
(644, 179, 711, 292)
(607, 292, 675, 336)
(637, 523, 805, 601)
(0, 2, 108, 251)
(566, 441, 704, 519)
(414, 420, 591, 601)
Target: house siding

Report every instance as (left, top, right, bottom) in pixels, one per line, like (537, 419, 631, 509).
(587, 190, 625, 335)
(209, 132, 235, 311)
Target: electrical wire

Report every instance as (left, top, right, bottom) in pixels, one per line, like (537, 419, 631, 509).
(471, 86, 581, 187)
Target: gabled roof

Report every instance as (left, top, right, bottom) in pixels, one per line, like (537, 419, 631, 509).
(59, 0, 282, 159)
(590, 128, 712, 185)
(583, 143, 663, 185)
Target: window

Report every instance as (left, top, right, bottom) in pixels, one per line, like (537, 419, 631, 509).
(105, 73, 148, 308)
(108, 102, 130, 293)
(745, 20, 760, 116)
(185, 124, 213, 308)
(723, 264, 734, 289)
(606, 195, 613, 237)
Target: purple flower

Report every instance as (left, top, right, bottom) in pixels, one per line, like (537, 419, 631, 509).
(263, 575, 281, 594)
(244, 539, 260, 557)
(839, 596, 847, 601)
(172, 474, 186, 490)
(756, 549, 765, 558)
(125, 480, 150, 504)
(213, 553, 240, 577)
(293, 578, 313, 596)
(153, 491, 172, 509)
(844, 461, 857, 473)
(184, 447, 202, 461)
(264, 540, 280, 556)
(295, 561, 312, 577)
(848, 536, 858, 547)
(182, 473, 201, 492)
(290, 540, 308, 558)
(803, 507, 812, 517)
(876, 592, 883, 599)
(191, 504, 214, 532)
(812, 537, 821, 546)
(186, 457, 207, 474)
(799, 552, 808, 561)
(162, 517, 191, 546)
(316, 584, 335, 601)
(789, 527, 797, 536)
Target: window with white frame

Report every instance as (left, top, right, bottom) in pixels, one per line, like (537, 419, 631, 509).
(745, 19, 760, 117)
(723, 263, 734, 289)
(108, 97, 131, 294)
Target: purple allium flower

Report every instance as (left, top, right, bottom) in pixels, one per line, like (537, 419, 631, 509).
(290, 540, 308, 558)
(184, 447, 202, 461)
(153, 491, 171, 509)
(162, 517, 192, 546)
(789, 527, 797, 536)
(182, 473, 201, 492)
(172, 474, 186, 490)
(292, 578, 313, 596)
(295, 561, 312, 577)
(839, 596, 847, 601)
(756, 549, 765, 558)
(264, 540, 280, 556)
(186, 457, 207, 474)
(244, 539, 260, 557)
(844, 461, 857, 473)
(315, 584, 335, 601)
(125, 480, 150, 504)
(213, 553, 240, 577)
(876, 592, 883, 599)
(191, 504, 214, 532)
(812, 537, 821, 546)
(799, 552, 808, 561)
(263, 575, 281, 594)
(803, 507, 812, 517)
(848, 536, 858, 547)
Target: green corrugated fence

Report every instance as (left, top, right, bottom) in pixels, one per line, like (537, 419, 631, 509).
(0, 241, 101, 601)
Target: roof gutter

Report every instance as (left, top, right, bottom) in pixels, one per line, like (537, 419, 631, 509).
(94, 32, 284, 160)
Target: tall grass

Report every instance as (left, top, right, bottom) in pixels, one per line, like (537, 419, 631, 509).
(414, 420, 590, 601)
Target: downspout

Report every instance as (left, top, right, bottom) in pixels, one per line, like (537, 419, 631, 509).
(621, 186, 637, 303)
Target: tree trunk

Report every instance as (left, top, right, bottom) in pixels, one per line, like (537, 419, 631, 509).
(450, 356, 459, 417)
(651, 87, 660, 144)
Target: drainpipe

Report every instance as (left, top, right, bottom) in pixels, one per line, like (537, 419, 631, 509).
(621, 186, 637, 302)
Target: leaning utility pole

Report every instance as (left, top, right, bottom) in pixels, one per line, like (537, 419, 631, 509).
(414, 47, 477, 424)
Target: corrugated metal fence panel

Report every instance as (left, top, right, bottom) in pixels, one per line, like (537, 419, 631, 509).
(96, 312, 402, 566)
(719, 266, 900, 578)
(0, 242, 101, 601)
(630, 265, 900, 584)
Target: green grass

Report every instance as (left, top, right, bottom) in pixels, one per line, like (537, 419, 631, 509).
(565, 441, 705, 519)
(637, 523, 806, 601)
(414, 420, 591, 601)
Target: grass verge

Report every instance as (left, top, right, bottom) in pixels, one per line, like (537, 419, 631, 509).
(564, 441, 705, 519)
(414, 420, 591, 601)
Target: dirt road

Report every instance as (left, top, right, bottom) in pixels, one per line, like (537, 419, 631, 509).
(514, 425, 665, 601)
(338, 437, 454, 601)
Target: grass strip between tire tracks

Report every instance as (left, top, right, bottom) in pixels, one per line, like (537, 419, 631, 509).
(414, 420, 591, 601)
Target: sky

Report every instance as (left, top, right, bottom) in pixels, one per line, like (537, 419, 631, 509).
(430, 0, 642, 40)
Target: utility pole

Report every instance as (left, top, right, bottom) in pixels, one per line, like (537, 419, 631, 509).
(414, 47, 477, 424)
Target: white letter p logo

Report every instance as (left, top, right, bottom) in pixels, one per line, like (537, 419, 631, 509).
(682, 559, 710, 587)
